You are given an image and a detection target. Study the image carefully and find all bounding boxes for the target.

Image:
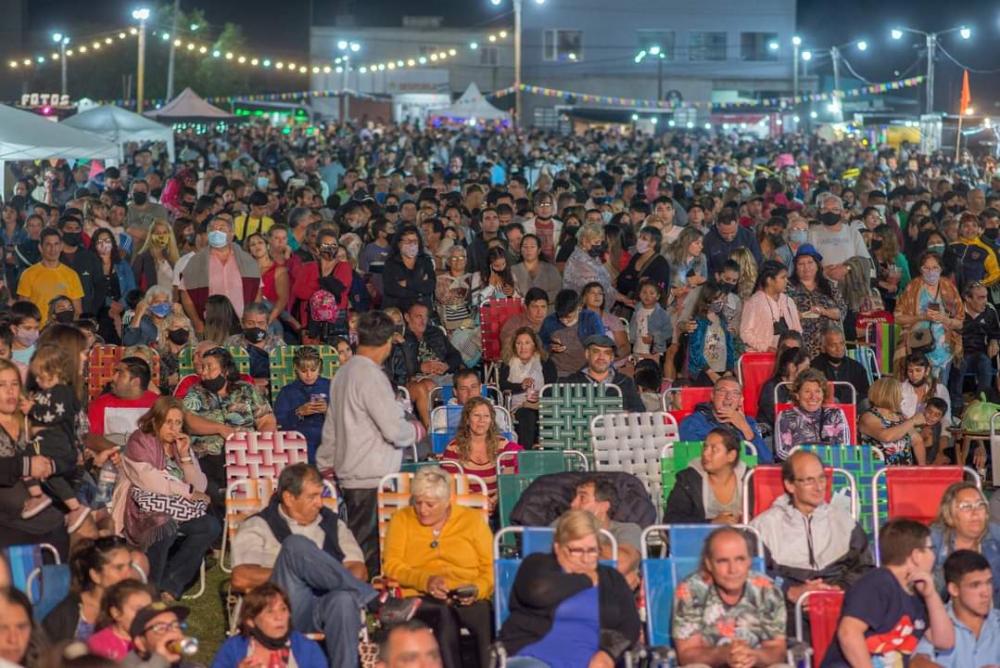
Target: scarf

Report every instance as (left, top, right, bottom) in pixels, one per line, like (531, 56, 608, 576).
(507, 355, 545, 409)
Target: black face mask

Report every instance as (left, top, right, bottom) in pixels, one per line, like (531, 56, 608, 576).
(54, 310, 74, 324)
(167, 329, 190, 345)
(132, 191, 148, 206)
(819, 212, 841, 227)
(243, 327, 267, 343)
(869, 238, 883, 252)
(718, 282, 737, 294)
(61, 232, 81, 247)
(984, 228, 999, 240)
(767, 233, 784, 246)
(948, 204, 963, 214)
(588, 243, 607, 258)
(248, 624, 290, 651)
(201, 374, 226, 393)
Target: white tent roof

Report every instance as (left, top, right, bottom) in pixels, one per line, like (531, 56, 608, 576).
(144, 87, 237, 123)
(0, 104, 119, 162)
(62, 105, 175, 161)
(429, 83, 510, 121)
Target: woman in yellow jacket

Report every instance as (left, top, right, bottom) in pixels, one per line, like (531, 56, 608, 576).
(383, 465, 494, 668)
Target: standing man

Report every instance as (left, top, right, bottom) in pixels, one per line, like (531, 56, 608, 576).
(16, 227, 83, 324)
(57, 215, 103, 316)
(949, 281, 1000, 415)
(317, 311, 424, 576)
(179, 216, 260, 336)
(125, 179, 169, 232)
(703, 209, 763, 275)
(808, 194, 871, 283)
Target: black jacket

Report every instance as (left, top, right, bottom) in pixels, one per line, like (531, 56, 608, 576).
(42, 592, 81, 644)
(703, 225, 763, 276)
(61, 247, 104, 315)
(561, 369, 645, 413)
(498, 358, 559, 395)
(811, 354, 870, 405)
(663, 465, 750, 524)
(500, 552, 640, 660)
(401, 328, 464, 379)
(382, 254, 436, 311)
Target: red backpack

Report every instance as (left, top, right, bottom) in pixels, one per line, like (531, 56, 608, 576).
(309, 290, 340, 324)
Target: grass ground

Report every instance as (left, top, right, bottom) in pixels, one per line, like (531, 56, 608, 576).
(182, 560, 229, 663)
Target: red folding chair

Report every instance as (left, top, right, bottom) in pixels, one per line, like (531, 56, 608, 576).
(795, 590, 845, 668)
(742, 465, 857, 522)
(661, 386, 713, 425)
(738, 352, 776, 418)
(480, 298, 525, 382)
(88, 344, 161, 402)
(872, 466, 979, 564)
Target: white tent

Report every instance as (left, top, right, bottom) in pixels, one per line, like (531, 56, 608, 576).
(62, 105, 176, 162)
(429, 83, 510, 123)
(0, 104, 119, 195)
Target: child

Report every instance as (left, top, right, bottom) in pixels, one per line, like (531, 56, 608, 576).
(629, 280, 671, 362)
(634, 359, 664, 413)
(21, 343, 90, 531)
(87, 580, 155, 661)
(273, 346, 331, 463)
(921, 397, 951, 465)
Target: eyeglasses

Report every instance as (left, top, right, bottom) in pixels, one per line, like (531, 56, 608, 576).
(713, 389, 741, 398)
(956, 501, 988, 513)
(565, 546, 600, 558)
(145, 621, 187, 634)
(794, 476, 827, 488)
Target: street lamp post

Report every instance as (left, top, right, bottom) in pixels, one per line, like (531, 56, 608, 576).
(892, 25, 970, 114)
(51, 33, 68, 96)
(792, 35, 801, 101)
(132, 8, 151, 113)
(337, 40, 360, 121)
(166, 0, 180, 101)
(491, 0, 544, 126)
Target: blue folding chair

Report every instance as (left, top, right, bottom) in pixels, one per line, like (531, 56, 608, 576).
(3, 543, 69, 620)
(430, 404, 515, 454)
(493, 526, 618, 630)
(640, 524, 765, 648)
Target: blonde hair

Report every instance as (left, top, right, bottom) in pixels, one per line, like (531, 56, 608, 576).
(868, 376, 902, 412)
(934, 481, 989, 544)
(137, 218, 180, 264)
(731, 248, 758, 300)
(410, 466, 452, 502)
(576, 222, 605, 245)
(554, 509, 600, 547)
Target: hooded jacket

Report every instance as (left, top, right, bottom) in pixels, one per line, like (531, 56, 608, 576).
(663, 458, 749, 524)
(749, 494, 872, 593)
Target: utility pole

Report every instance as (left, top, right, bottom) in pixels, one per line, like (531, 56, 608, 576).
(831, 45, 842, 122)
(166, 0, 180, 100)
(925, 32, 936, 114)
(513, 0, 523, 125)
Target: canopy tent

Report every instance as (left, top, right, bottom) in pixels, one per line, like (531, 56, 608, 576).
(143, 87, 238, 123)
(62, 104, 175, 162)
(429, 83, 510, 123)
(0, 104, 119, 162)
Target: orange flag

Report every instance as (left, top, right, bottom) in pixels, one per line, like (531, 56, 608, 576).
(960, 69, 972, 114)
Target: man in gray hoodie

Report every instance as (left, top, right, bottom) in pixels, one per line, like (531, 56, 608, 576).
(318, 310, 424, 576)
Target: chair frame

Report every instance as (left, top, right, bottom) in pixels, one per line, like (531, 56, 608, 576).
(590, 411, 678, 512)
(793, 589, 846, 668)
(741, 465, 858, 524)
(496, 448, 590, 472)
(871, 466, 980, 565)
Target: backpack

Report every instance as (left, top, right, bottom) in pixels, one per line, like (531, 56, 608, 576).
(309, 290, 340, 324)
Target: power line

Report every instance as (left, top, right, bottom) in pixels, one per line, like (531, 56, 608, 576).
(936, 42, 1000, 74)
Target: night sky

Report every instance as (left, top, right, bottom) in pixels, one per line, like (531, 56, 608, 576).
(20, 0, 1000, 110)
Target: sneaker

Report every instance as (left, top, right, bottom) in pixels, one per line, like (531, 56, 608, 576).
(65, 506, 91, 533)
(377, 597, 421, 626)
(21, 495, 52, 519)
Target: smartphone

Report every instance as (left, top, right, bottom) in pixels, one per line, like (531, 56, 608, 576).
(310, 393, 326, 403)
(448, 585, 477, 599)
(928, 303, 941, 312)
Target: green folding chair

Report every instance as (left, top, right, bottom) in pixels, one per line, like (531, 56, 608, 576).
(661, 440, 758, 510)
(269, 345, 340, 397)
(177, 345, 251, 377)
(538, 383, 623, 457)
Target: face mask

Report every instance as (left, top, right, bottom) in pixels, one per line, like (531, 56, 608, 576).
(61, 232, 81, 247)
(401, 242, 419, 258)
(588, 243, 607, 258)
(739, 187, 752, 199)
(248, 623, 290, 651)
(149, 302, 171, 318)
(167, 329, 190, 345)
(95, 240, 113, 255)
(14, 328, 38, 347)
(208, 230, 228, 248)
(928, 244, 945, 255)
(201, 374, 226, 393)
(243, 327, 267, 343)
(869, 238, 883, 252)
(819, 212, 841, 227)
(718, 282, 736, 294)
(601, 211, 612, 223)
(152, 234, 171, 248)
(256, 176, 270, 190)
(185, 233, 197, 245)
(789, 229, 808, 245)
(948, 204, 963, 214)
(922, 267, 941, 285)
(54, 310, 74, 324)
(132, 191, 148, 206)
(710, 300, 724, 314)
(985, 228, 999, 240)
(635, 239, 651, 255)
(767, 233, 784, 246)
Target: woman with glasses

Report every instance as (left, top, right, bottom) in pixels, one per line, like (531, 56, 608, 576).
(382, 466, 493, 668)
(41, 536, 137, 643)
(930, 481, 1000, 605)
(499, 509, 640, 668)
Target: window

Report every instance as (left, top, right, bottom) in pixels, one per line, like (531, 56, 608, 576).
(479, 45, 499, 66)
(740, 32, 779, 61)
(637, 30, 675, 61)
(688, 31, 727, 61)
(543, 29, 583, 62)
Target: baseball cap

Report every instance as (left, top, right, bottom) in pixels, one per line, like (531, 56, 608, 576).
(129, 602, 190, 639)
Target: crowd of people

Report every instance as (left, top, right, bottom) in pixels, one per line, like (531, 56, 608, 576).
(0, 117, 998, 667)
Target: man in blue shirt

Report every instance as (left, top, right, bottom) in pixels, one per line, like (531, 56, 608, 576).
(914, 550, 1000, 668)
(678, 376, 770, 462)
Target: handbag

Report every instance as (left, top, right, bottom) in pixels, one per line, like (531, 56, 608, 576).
(907, 326, 934, 356)
(131, 488, 207, 523)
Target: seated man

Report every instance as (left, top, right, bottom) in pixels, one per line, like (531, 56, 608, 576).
(225, 301, 286, 394)
(429, 367, 507, 436)
(810, 325, 870, 407)
(122, 602, 200, 668)
(678, 375, 770, 462)
(949, 281, 1000, 416)
(401, 302, 465, 428)
(913, 550, 1000, 668)
(562, 334, 645, 413)
(87, 356, 159, 445)
(231, 463, 416, 666)
(499, 287, 549, 351)
(822, 519, 955, 667)
(565, 477, 642, 588)
(672, 527, 788, 667)
(749, 451, 872, 634)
